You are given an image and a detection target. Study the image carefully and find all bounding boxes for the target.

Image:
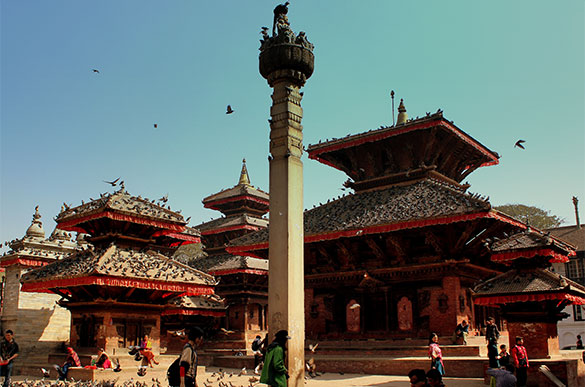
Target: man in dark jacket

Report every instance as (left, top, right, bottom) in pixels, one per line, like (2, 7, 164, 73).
(485, 317, 500, 368)
(260, 330, 290, 387)
(0, 330, 19, 387)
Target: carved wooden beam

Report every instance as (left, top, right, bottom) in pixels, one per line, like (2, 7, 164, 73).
(424, 231, 444, 256)
(453, 222, 477, 253)
(385, 235, 406, 265)
(335, 240, 354, 269)
(51, 288, 72, 301)
(365, 237, 386, 261)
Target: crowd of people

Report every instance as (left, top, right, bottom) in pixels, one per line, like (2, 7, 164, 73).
(1, 324, 585, 387)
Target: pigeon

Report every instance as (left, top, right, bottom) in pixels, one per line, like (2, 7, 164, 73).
(92, 69, 100, 73)
(349, 303, 360, 310)
(40, 368, 50, 377)
(309, 343, 319, 352)
(154, 124, 158, 129)
(226, 105, 234, 114)
(514, 139, 526, 149)
(104, 178, 120, 186)
(220, 327, 235, 334)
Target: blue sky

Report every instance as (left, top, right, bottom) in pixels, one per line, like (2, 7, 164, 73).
(1, 1, 584, 246)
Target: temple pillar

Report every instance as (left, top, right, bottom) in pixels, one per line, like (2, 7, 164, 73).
(259, 6, 314, 384)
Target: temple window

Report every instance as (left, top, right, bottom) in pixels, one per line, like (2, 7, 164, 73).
(574, 305, 585, 321)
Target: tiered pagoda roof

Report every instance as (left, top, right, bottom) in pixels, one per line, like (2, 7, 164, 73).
(308, 110, 499, 192)
(202, 159, 269, 218)
(191, 253, 268, 276)
(229, 104, 530, 267)
(56, 186, 191, 246)
(489, 228, 576, 265)
(163, 293, 226, 317)
(473, 268, 585, 306)
(1, 207, 80, 268)
(196, 160, 269, 257)
(20, 187, 219, 314)
(229, 179, 525, 258)
(21, 243, 216, 296)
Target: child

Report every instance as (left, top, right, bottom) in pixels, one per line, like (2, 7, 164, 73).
(498, 344, 510, 367)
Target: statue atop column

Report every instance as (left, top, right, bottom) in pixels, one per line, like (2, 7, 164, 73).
(259, 2, 314, 86)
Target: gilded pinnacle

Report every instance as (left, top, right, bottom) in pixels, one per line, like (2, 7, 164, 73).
(238, 159, 251, 186)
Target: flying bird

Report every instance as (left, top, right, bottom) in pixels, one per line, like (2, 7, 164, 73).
(514, 139, 526, 149)
(92, 69, 100, 73)
(226, 105, 234, 114)
(40, 368, 50, 378)
(349, 303, 360, 310)
(104, 178, 120, 186)
(154, 124, 158, 129)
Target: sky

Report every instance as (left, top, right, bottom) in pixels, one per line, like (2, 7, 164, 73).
(1, 1, 584, 248)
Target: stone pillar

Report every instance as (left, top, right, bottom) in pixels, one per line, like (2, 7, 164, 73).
(259, 5, 314, 386)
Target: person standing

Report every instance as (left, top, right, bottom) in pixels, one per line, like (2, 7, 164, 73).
(180, 327, 204, 387)
(577, 334, 584, 349)
(428, 333, 445, 376)
(260, 330, 290, 387)
(0, 330, 19, 387)
(485, 317, 500, 368)
(510, 336, 529, 387)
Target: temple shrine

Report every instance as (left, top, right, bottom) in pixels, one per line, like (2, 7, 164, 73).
(473, 228, 584, 359)
(0, 207, 82, 373)
(192, 160, 269, 346)
(20, 186, 221, 354)
(229, 104, 532, 338)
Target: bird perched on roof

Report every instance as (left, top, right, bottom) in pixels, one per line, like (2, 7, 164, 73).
(514, 139, 526, 149)
(226, 105, 234, 114)
(104, 177, 120, 186)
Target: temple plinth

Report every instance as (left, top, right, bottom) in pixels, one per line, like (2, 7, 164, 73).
(259, 4, 314, 385)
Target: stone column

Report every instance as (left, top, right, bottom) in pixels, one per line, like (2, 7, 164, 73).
(259, 5, 314, 386)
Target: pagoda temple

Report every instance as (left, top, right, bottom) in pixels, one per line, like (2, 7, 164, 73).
(229, 105, 530, 338)
(474, 228, 584, 359)
(20, 186, 220, 354)
(0, 207, 81, 372)
(193, 160, 269, 343)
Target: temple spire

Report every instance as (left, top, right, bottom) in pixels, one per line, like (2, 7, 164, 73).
(396, 98, 408, 125)
(238, 159, 251, 186)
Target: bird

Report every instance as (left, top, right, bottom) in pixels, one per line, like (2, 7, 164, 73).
(226, 105, 234, 114)
(92, 69, 100, 74)
(220, 327, 235, 334)
(514, 139, 526, 149)
(309, 343, 319, 352)
(104, 177, 120, 186)
(349, 303, 360, 310)
(154, 124, 158, 129)
(40, 368, 50, 378)
(158, 194, 168, 203)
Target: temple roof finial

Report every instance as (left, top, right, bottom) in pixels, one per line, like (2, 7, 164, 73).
(396, 99, 408, 125)
(26, 205, 45, 238)
(238, 158, 251, 186)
